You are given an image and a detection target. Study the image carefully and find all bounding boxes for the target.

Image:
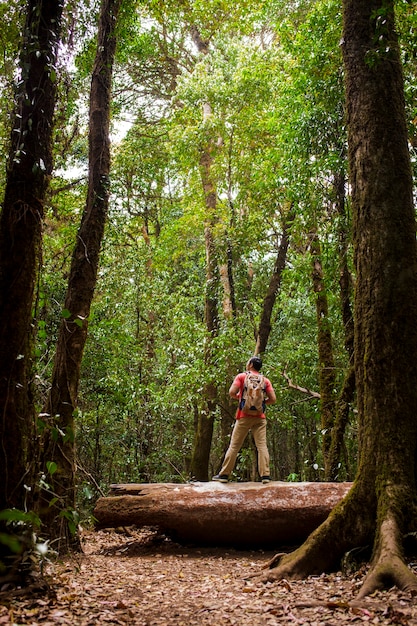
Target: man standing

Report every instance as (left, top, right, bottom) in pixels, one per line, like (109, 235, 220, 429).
(212, 356, 276, 483)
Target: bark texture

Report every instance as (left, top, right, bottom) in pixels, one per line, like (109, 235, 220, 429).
(263, 0, 417, 597)
(94, 482, 351, 548)
(39, 0, 121, 552)
(0, 0, 64, 513)
(343, 0, 417, 596)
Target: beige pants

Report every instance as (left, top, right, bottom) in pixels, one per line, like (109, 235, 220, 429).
(219, 417, 270, 478)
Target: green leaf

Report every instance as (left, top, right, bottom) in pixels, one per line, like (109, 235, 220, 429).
(46, 461, 58, 476)
(0, 509, 31, 523)
(0, 509, 41, 527)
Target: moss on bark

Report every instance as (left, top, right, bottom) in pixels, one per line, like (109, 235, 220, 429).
(259, 0, 417, 597)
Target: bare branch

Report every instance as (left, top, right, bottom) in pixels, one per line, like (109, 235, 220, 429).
(282, 368, 321, 400)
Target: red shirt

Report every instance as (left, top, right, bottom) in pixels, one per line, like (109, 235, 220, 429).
(232, 371, 274, 419)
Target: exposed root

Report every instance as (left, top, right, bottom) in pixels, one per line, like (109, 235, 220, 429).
(256, 487, 369, 583)
(261, 552, 286, 570)
(248, 480, 417, 602)
(357, 516, 417, 598)
(358, 554, 417, 599)
(243, 550, 296, 584)
(260, 548, 312, 583)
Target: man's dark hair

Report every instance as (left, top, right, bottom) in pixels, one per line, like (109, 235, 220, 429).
(249, 356, 262, 371)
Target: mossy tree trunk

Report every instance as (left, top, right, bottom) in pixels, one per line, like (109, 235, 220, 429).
(39, 0, 121, 553)
(264, 0, 417, 597)
(0, 0, 64, 512)
(0, 0, 64, 578)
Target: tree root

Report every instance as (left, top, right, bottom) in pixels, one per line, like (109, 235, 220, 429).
(261, 552, 287, 570)
(357, 516, 417, 598)
(253, 490, 417, 598)
(358, 554, 417, 599)
(254, 488, 368, 583)
(260, 549, 312, 582)
(258, 537, 417, 598)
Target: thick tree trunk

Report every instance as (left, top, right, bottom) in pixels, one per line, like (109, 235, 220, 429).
(0, 0, 64, 513)
(263, 0, 417, 597)
(344, 0, 417, 595)
(39, 0, 121, 552)
(94, 482, 351, 548)
(0, 0, 64, 582)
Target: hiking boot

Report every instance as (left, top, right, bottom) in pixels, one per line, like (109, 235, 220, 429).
(261, 476, 271, 484)
(212, 474, 229, 483)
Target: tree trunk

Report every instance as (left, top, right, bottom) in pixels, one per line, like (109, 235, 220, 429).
(325, 168, 356, 481)
(335, 169, 354, 361)
(39, 0, 121, 552)
(219, 262, 234, 320)
(189, 153, 218, 480)
(263, 0, 417, 597)
(0, 0, 63, 581)
(325, 365, 355, 481)
(255, 205, 294, 356)
(189, 27, 220, 482)
(0, 0, 64, 512)
(94, 482, 351, 548)
(310, 227, 337, 474)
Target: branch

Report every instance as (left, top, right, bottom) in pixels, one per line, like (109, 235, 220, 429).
(282, 368, 321, 399)
(50, 177, 87, 195)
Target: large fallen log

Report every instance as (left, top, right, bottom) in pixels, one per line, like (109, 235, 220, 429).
(94, 481, 352, 548)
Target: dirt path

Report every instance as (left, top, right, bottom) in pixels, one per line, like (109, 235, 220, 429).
(2, 528, 417, 625)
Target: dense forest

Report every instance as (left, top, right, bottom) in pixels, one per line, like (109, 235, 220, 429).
(1, 0, 417, 597)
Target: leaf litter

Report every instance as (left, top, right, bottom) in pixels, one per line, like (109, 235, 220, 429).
(1, 527, 417, 625)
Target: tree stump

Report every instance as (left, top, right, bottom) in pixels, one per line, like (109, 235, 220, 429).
(94, 481, 352, 548)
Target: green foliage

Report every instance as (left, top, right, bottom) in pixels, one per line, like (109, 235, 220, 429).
(4, 0, 409, 517)
(52, 0, 348, 496)
(0, 1, 25, 193)
(0, 509, 42, 564)
(397, 0, 417, 177)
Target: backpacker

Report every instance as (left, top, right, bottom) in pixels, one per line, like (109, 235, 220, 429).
(240, 372, 266, 416)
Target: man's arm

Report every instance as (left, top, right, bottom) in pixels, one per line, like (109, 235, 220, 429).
(229, 382, 240, 400)
(265, 382, 276, 405)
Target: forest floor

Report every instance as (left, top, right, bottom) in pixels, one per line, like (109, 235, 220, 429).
(1, 527, 417, 625)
